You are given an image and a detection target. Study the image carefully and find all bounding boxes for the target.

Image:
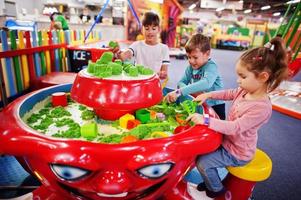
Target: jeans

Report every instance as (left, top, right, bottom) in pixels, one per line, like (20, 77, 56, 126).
(196, 146, 250, 192)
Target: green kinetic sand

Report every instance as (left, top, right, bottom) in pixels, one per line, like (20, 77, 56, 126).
(97, 52, 114, 64)
(87, 58, 154, 78)
(108, 40, 119, 48)
(23, 93, 205, 144)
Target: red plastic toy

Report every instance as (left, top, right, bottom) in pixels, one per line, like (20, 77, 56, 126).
(126, 119, 141, 130)
(52, 92, 68, 107)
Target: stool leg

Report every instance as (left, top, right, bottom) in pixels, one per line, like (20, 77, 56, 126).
(215, 174, 256, 200)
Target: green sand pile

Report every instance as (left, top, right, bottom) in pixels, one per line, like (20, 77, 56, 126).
(87, 52, 154, 78)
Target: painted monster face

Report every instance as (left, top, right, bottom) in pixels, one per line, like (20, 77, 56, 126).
(39, 141, 180, 200)
(0, 84, 221, 200)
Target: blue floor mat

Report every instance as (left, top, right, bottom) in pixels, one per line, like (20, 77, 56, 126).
(0, 155, 30, 186)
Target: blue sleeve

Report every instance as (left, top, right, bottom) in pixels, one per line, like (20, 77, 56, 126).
(177, 66, 191, 88)
(180, 62, 219, 96)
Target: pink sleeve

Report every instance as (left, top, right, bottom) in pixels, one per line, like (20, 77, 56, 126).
(209, 102, 272, 135)
(210, 88, 240, 101)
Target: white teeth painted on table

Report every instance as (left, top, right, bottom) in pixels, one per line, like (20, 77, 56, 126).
(97, 192, 128, 197)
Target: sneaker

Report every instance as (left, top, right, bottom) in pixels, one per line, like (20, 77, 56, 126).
(196, 182, 207, 191)
(205, 187, 227, 198)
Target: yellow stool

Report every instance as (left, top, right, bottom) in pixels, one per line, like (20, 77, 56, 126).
(216, 149, 272, 200)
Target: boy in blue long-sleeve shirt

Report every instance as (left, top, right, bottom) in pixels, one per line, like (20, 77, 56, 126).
(166, 33, 225, 119)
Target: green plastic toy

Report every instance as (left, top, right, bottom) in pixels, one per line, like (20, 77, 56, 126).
(181, 100, 198, 114)
(81, 122, 98, 139)
(136, 109, 150, 123)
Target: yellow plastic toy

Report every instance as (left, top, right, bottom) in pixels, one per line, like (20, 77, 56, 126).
(119, 114, 135, 129)
(150, 131, 169, 138)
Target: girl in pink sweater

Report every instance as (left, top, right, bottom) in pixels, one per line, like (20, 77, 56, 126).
(186, 37, 288, 198)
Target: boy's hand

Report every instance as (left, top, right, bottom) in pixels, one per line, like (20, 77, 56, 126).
(108, 47, 120, 56)
(193, 93, 211, 105)
(164, 91, 178, 103)
(186, 113, 204, 125)
(158, 70, 168, 79)
(110, 46, 120, 54)
(117, 49, 132, 61)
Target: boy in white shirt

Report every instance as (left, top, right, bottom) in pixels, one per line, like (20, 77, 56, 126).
(115, 11, 170, 80)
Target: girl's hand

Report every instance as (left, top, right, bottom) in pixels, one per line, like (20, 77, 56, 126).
(186, 113, 204, 125)
(164, 91, 178, 103)
(193, 93, 211, 105)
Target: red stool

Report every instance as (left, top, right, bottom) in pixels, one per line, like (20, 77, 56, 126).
(216, 149, 272, 200)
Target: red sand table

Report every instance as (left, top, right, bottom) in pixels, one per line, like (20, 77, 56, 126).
(0, 68, 272, 199)
(0, 71, 223, 199)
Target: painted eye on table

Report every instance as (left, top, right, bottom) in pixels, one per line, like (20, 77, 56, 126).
(50, 164, 91, 181)
(137, 163, 174, 179)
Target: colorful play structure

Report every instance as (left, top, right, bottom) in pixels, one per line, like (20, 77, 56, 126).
(213, 25, 251, 50)
(269, 2, 301, 120)
(0, 28, 101, 107)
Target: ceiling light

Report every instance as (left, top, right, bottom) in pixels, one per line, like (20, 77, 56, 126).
(149, 0, 163, 3)
(273, 12, 281, 16)
(261, 5, 271, 10)
(286, 0, 300, 4)
(216, 7, 225, 12)
(189, 3, 196, 10)
(239, 0, 243, 3)
(244, 9, 252, 14)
